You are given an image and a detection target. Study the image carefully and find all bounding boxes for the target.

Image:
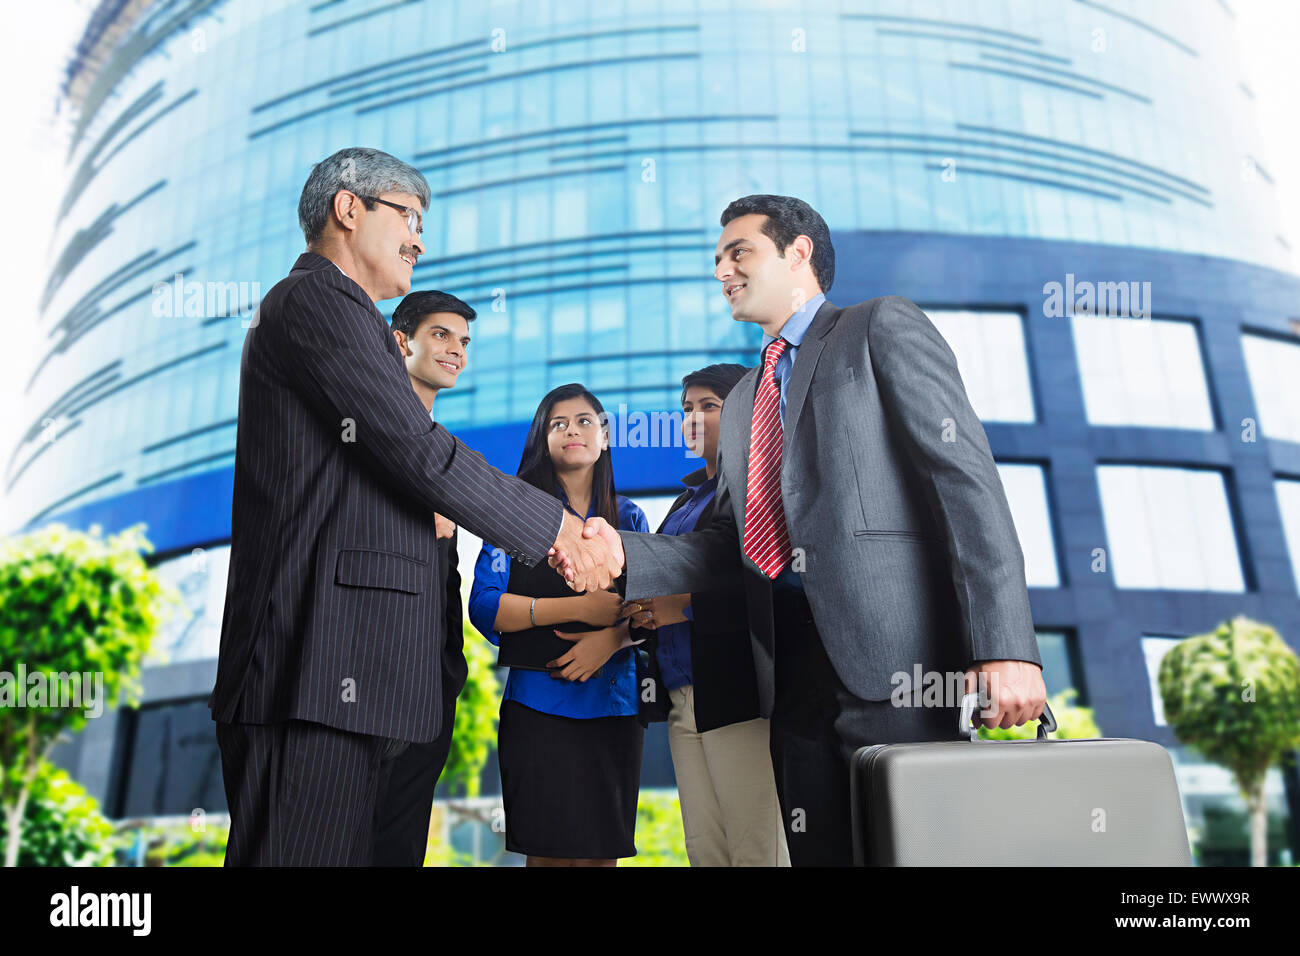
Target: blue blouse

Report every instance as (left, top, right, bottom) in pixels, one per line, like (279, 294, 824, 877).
(469, 493, 650, 719)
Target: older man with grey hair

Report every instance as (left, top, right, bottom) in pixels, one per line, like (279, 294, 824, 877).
(209, 147, 620, 866)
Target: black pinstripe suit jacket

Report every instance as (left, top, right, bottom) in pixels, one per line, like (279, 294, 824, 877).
(209, 252, 563, 743)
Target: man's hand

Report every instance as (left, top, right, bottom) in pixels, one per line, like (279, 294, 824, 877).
(580, 515, 626, 566)
(964, 660, 1047, 730)
(623, 593, 689, 629)
(547, 511, 622, 592)
(434, 512, 456, 540)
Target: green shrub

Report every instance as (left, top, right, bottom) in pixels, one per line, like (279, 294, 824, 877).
(624, 789, 688, 867)
(0, 761, 120, 866)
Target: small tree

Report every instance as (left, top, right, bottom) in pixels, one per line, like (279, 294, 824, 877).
(0, 523, 180, 867)
(1159, 616, 1300, 867)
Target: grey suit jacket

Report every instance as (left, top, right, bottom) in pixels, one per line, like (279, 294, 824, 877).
(620, 296, 1041, 716)
(209, 252, 563, 742)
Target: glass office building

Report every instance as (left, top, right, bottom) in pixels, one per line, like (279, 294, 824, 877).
(17, 0, 1300, 863)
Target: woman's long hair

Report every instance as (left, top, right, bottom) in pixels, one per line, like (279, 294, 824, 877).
(516, 383, 619, 528)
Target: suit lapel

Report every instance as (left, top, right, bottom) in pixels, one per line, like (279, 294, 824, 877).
(782, 300, 838, 455)
(725, 368, 759, 542)
(725, 297, 834, 546)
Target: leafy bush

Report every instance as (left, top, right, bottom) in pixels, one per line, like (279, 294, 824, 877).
(624, 789, 688, 867)
(0, 523, 181, 867)
(0, 761, 120, 866)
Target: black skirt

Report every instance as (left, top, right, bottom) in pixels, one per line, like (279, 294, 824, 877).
(497, 699, 645, 859)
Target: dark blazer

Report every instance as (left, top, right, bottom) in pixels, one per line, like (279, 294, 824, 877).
(209, 252, 563, 743)
(620, 296, 1043, 717)
(632, 468, 760, 733)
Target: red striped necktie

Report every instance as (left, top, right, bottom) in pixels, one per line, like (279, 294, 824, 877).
(744, 338, 792, 578)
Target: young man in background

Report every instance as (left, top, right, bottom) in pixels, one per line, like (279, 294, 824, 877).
(370, 289, 477, 866)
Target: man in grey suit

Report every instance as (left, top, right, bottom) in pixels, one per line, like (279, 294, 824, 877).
(560, 195, 1047, 865)
(210, 148, 619, 865)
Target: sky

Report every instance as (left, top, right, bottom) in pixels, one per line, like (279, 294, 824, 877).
(1, 0, 1298, 531)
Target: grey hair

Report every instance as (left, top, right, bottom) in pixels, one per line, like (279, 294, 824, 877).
(298, 147, 431, 244)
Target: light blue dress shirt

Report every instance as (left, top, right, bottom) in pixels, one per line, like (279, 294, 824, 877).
(760, 292, 826, 428)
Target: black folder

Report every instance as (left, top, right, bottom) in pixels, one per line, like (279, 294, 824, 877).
(496, 619, 600, 674)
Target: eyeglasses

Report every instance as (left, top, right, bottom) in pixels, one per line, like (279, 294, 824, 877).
(357, 194, 423, 237)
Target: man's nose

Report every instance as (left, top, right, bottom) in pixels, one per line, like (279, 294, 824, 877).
(714, 261, 731, 283)
(410, 234, 425, 256)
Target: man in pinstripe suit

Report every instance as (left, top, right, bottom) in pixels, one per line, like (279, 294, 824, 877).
(209, 148, 619, 866)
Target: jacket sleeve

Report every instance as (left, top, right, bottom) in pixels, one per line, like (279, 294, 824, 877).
(261, 270, 563, 565)
(865, 295, 1041, 668)
(620, 448, 745, 601)
(684, 496, 748, 635)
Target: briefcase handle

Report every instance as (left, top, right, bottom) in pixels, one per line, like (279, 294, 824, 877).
(958, 693, 1057, 742)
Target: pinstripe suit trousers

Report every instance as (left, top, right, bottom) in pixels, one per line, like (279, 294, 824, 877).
(217, 719, 411, 866)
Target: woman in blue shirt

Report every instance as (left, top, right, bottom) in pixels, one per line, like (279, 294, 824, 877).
(469, 383, 649, 866)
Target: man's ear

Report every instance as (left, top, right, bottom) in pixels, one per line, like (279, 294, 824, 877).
(332, 189, 361, 234)
(788, 234, 814, 272)
(393, 329, 411, 356)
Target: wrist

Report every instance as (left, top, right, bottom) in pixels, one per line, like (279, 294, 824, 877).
(532, 597, 559, 627)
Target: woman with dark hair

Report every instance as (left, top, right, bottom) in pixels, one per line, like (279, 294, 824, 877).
(468, 383, 649, 866)
(625, 364, 790, 866)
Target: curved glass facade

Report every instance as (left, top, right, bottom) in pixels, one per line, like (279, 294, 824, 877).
(11, 0, 1293, 532)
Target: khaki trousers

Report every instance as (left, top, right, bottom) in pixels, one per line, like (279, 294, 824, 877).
(666, 684, 791, 867)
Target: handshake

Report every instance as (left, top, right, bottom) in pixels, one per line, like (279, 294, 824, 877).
(548, 511, 625, 592)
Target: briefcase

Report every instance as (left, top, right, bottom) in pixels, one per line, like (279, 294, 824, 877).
(850, 695, 1193, 866)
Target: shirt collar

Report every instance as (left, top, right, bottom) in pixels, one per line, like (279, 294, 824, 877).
(761, 292, 826, 354)
(558, 487, 599, 520)
(680, 467, 714, 489)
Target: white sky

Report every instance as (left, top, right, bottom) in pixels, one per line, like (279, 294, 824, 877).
(1, 0, 1298, 531)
